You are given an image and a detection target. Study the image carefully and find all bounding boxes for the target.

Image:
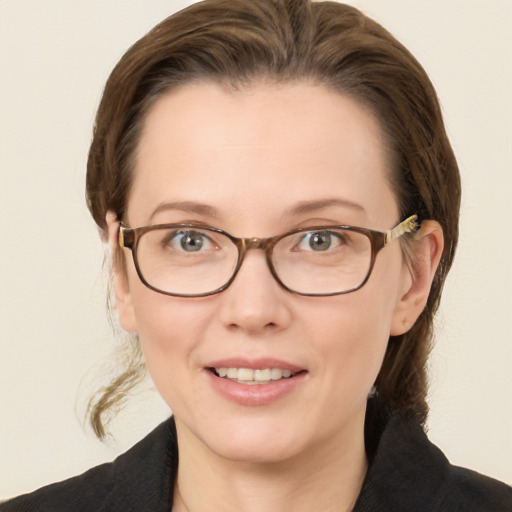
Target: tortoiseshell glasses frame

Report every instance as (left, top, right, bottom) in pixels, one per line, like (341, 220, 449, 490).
(118, 215, 419, 298)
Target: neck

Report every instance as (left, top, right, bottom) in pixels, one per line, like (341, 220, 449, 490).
(172, 409, 368, 512)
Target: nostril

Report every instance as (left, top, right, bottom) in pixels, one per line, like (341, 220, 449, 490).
(225, 320, 278, 333)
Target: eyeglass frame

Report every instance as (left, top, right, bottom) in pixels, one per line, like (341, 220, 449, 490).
(118, 214, 419, 298)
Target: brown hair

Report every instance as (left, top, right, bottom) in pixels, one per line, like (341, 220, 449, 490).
(86, 0, 460, 438)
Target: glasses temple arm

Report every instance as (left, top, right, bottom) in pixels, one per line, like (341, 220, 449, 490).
(385, 214, 419, 245)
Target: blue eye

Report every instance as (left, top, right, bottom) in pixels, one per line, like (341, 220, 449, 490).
(298, 231, 344, 252)
(168, 230, 213, 252)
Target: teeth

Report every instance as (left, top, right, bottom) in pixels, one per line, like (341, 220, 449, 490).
(214, 367, 297, 384)
(255, 369, 272, 381)
(271, 368, 282, 380)
(238, 368, 254, 381)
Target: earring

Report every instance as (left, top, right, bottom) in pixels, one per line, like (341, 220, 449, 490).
(368, 385, 377, 399)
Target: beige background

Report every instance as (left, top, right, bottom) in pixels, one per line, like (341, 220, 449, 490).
(1, 0, 511, 499)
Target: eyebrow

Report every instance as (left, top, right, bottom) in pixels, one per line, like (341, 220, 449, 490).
(147, 197, 365, 223)
(285, 198, 366, 216)
(148, 201, 218, 222)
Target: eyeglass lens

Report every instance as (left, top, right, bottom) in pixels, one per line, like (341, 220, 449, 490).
(134, 226, 373, 296)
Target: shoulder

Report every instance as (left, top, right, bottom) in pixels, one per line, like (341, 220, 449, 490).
(0, 419, 177, 512)
(437, 464, 512, 512)
(1, 462, 115, 512)
(356, 399, 512, 512)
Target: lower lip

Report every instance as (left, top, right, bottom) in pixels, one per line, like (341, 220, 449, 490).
(205, 370, 307, 406)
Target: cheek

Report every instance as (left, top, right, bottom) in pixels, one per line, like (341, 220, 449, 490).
(310, 293, 393, 376)
(128, 284, 212, 392)
(132, 293, 209, 353)
(306, 258, 404, 392)
(124, 256, 209, 351)
(282, 291, 395, 444)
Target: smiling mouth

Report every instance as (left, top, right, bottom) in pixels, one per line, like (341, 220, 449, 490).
(209, 367, 304, 385)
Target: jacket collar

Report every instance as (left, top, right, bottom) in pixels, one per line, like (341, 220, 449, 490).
(95, 398, 509, 511)
(96, 399, 446, 512)
(97, 419, 178, 512)
(354, 398, 450, 511)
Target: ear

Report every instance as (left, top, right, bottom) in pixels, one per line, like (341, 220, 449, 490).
(106, 211, 138, 333)
(390, 220, 444, 335)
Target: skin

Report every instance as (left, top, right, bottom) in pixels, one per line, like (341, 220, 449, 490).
(107, 81, 443, 512)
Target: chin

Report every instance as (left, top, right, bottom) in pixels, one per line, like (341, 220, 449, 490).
(182, 411, 312, 464)
(208, 433, 306, 465)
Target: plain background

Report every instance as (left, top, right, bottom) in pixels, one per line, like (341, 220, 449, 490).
(1, 0, 511, 500)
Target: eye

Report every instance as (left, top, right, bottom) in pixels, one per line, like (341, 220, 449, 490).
(297, 230, 345, 252)
(166, 230, 214, 252)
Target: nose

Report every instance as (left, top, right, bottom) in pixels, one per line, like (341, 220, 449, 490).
(217, 250, 292, 335)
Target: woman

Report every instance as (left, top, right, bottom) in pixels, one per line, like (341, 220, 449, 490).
(2, 0, 511, 510)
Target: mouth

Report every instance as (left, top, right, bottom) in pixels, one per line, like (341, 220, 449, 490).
(208, 367, 305, 385)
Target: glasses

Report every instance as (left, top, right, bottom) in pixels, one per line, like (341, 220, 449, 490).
(118, 215, 419, 297)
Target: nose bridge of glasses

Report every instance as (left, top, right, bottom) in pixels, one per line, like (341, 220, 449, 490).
(237, 236, 277, 262)
(236, 236, 276, 270)
(241, 237, 271, 250)
(231, 236, 281, 291)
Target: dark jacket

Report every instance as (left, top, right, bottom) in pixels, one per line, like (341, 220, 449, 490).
(2, 399, 511, 511)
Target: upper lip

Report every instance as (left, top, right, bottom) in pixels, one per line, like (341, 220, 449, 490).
(205, 358, 304, 372)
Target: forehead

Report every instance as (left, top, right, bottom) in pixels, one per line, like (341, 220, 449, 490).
(129, 81, 398, 231)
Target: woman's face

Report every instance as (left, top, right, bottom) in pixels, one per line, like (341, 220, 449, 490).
(115, 81, 414, 463)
